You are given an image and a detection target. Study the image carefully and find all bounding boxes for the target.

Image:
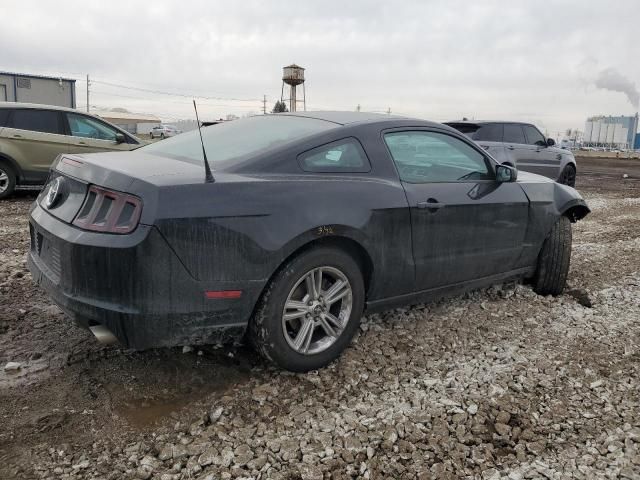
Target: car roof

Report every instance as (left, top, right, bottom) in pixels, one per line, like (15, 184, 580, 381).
(446, 119, 534, 126)
(0, 102, 82, 113)
(274, 110, 426, 126)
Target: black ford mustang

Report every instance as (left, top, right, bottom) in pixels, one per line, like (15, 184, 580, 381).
(28, 112, 590, 371)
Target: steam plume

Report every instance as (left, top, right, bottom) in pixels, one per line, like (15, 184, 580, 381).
(594, 68, 639, 108)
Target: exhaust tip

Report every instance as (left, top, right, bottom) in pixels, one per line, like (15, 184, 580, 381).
(89, 325, 118, 345)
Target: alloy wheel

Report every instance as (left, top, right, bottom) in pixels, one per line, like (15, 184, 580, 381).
(0, 169, 9, 194)
(282, 266, 353, 355)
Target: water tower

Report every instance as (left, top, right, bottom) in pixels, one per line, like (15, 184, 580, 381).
(281, 64, 306, 112)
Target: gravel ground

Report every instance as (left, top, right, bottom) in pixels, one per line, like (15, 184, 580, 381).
(0, 157, 639, 479)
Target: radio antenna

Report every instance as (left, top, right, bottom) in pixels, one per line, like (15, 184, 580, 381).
(193, 99, 214, 183)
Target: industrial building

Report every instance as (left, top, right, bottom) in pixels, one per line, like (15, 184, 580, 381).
(583, 114, 639, 150)
(0, 71, 76, 108)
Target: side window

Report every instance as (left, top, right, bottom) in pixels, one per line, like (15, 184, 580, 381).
(66, 113, 119, 141)
(384, 131, 493, 183)
(503, 124, 526, 144)
(0, 109, 10, 127)
(10, 109, 62, 134)
(298, 138, 370, 173)
(523, 125, 546, 146)
(473, 124, 503, 142)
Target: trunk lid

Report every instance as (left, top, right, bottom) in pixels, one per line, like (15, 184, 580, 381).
(43, 151, 247, 226)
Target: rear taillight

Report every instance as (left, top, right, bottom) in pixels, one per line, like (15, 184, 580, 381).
(73, 185, 142, 234)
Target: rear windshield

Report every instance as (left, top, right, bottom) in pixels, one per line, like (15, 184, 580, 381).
(142, 115, 338, 167)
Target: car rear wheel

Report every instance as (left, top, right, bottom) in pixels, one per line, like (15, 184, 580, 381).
(0, 163, 16, 200)
(249, 247, 365, 372)
(533, 216, 572, 296)
(559, 164, 576, 187)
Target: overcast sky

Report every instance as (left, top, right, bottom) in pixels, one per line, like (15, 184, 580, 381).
(2, 0, 639, 135)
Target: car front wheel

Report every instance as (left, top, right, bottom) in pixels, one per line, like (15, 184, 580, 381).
(249, 247, 365, 372)
(533, 216, 572, 296)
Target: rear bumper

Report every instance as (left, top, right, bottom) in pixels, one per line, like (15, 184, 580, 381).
(27, 204, 262, 350)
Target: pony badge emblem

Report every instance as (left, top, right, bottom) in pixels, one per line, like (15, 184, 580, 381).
(45, 176, 64, 208)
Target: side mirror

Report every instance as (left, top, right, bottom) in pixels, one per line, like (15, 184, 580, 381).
(115, 133, 126, 144)
(496, 164, 517, 182)
(546, 138, 555, 147)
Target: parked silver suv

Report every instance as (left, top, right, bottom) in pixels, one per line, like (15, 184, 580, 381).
(446, 121, 577, 186)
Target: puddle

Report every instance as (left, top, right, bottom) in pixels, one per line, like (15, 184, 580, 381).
(117, 396, 198, 428)
(106, 349, 254, 428)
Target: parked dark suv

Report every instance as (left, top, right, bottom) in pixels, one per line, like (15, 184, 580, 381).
(446, 121, 577, 187)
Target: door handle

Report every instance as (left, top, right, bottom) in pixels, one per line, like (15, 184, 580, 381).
(417, 199, 445, 210)
(507, 146, 515, 150)
(12, 134, 22, 138)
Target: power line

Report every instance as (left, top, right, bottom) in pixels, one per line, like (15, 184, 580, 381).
(91, 79, 261, 102)
(90, 89, 260, 108)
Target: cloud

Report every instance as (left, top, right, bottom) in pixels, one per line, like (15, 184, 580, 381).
(1, 0, 639, 131)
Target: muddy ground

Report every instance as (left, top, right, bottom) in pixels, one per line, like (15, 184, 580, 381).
(0, 156, 639, 479)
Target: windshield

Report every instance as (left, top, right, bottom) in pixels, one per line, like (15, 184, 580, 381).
(142, 115, 338, 167)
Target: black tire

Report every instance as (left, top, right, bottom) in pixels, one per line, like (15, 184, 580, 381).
(559, 164, 576, 187)
(0, 163, 17, 200)
(249, 247, 365, 372)
(533, 216, 572, 296)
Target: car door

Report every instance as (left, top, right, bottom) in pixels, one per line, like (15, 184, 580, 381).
(64, 112, 135, 154)
(502, 123, 533, 170)
(522, 124, 562, 180)
(2, 108, 73, 181)
(384, 129, 529, 291)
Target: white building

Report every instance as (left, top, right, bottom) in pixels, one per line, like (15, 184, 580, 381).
(583, 114, 639, 149)
(96, 109, 161, 135)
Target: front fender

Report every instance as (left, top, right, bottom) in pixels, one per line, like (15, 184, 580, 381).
(553, 183, 590, 222)
(517, 181, 590, 266)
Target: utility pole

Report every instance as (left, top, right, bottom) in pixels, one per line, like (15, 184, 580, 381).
(356, 104, 361, 112)
(86, 74, 90, 113)
(262, 94, 267, 114)
(387, 107, 391, 115)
